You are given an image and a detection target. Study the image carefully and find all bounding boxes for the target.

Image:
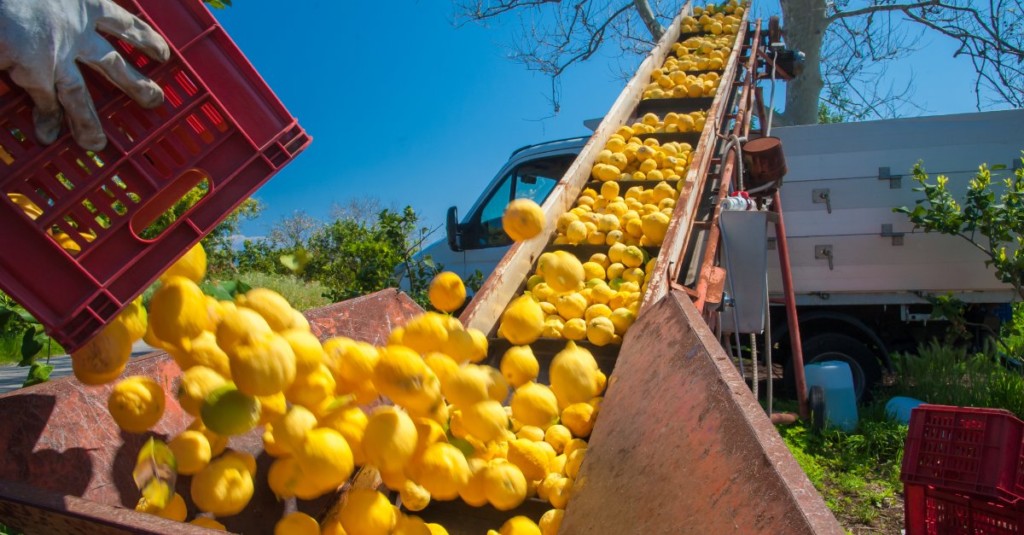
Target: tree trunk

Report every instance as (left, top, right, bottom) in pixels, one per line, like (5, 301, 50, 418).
(778, 0, 828, 125)
(633, 0, 664, 40)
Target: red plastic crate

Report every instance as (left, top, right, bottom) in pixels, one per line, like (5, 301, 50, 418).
(905, 484, 1024, 535)
(0, 0, 310, 351)
(902, 405, 1024, 504)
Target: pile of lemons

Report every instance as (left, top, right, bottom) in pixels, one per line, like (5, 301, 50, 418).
(590, 124, 693, 184)
(555, 178, 677, 248)
(679, 1, 746, 35)
(75, 240, 604, 534)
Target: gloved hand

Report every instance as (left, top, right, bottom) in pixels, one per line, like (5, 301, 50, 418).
(0, 0, 170, 151)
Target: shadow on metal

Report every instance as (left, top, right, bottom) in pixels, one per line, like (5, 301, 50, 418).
(560, 289, 843, 534)
(0, 288, 423, 534)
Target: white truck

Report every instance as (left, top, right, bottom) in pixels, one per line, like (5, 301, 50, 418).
(417, 108, 1024, 399)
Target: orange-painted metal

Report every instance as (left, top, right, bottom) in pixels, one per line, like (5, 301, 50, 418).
(772, 190, 809, 419)
(0, 289, 422, 534)
(560, 290, 843, 534)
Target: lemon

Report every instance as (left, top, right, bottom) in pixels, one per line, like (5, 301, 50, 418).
(402, 312, 450, 355)
(550, 454, 567, 476)
(610, 308, 636, 335)
(217, 306, 273, 354)
(267, 457, 308, 499)
(507, 439, 553, 481)
(562, 403, 596, 438)
(459, 458, 490, 506)
(499, 516, 541, 535)
(565, 447, 587, 479)
(149, 276, 215, 349)
(296, 427, 354, 496)
(539, 509, 564, 535)
(516, 425, 545, 442)
(550, 341, 599, 408)
(500, 347, 539, 389)
(498, 295, 544, 346)
(272, 405, 318, 455)
(441, 364, 491, 408)
(541, 316, 565, 338)
(191, 453, 255, 517)
(191, 517, 226, 530)
(374, 345, 443, 415)
(414, 442, 471, 500)
(400, 480, 431, 512)
(511, 382, 559, 429)
(503, 198, 545, 241)
(320, 402, 368, 465)
(169, 430, 211, 475)
(441, 327, 485, 364)
(429, 271, 467, 312)
(177, 331, 232, 378)
(229, 331, 297, 397)
(542, 251, 585, 293)
(322, 337, 378, 384)
(236, 288, 295, 332)
(275, 512, 319, 535)
(462, 400, 509, 443)
(554, 293, 587, 320)
(108, 376, 164, 433)
(279, 329, 326, 375)
(395, 514, 433, 535)
(160, 242, 207, 283)
(363, 406, 418, 472)
(340, 488, 397, 535)
(544, 425, 572, 454)
(136, 492, 186, 522)
(177, 366, 227, 417)
(71, 320, 132, 385)
(423, 352, 460, 385)
(189, 418, 228, 457)
(201, 383, 261, 436)
(584, 304, 613, 323)
(561, 318, 587, 341)
(548, 476, 573, 509)
(285, 364, 337, 411)
(484, 460, 528, 511)
(114, 296, 147, 342)
(586, 316, 617, 346)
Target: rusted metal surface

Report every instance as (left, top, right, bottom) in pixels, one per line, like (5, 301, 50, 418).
(771, 192, 809, 419)
(560, 289, 842, 535)
(0, 288, 424, 534)
(743, 136, 787, 190)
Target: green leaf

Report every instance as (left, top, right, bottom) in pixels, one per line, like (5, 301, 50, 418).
(19, 328, 42, 365)
(133, 438, 177, 509)
(199, 281, 233, 301)
(280, 248, 311, 274)
(22, 362, 53, 387)
(447, 436, 476, 457)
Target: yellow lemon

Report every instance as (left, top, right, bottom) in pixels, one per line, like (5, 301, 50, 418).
(441, 364, 491, 408)
(484, 460, 528, 511)
(401, 480, 432, 512)
(548, 476, 573, 509)
(395, 515, 432, 535)
(442, 327, 487, 364)
(228, 331, 297, 397)
(296, 427, 355, 496)
(108, 376, 164, 433)
(275, 512, 319, 535)
(320, 402, 369, 465)
(178, 331, 232, 378)
(169, 430, 211, 475)
(323, 337, 379, 384)
(539, 508, 564, 535)
(136, 492, 186, 522)
(279, 329, 326, 375)
(462, 400, 509, 443)
(550, 341, 599, 408)
(272, 405, 318, 455)
(340, 488, 397, 535)
(363, 406, 418, 472)
(422, 352, 460, 386)
(160, 242, 207, 283)
(114, 296, 147, 342)
(554, 293, 587, 320)
(507, 439, 553, 481)
(414, 442, 471, 500)
(503, 198, 546, 241)
(561, 318, 587, 341)
(544, 425, 572, 454)
(189, 418, 228, 457)
(486, 366, 510, 403)
(285, 364, 337, 411)
(586, 316, 617, 346)
(499, 516, 541, 535)
(236, 288, 295, 332)
(562, 402, 596, 438)
(374, 345, 442, 415)
(177, 365, 227, 417)
(72, 318, 132, 385)
(565, 446, 587, 479)
(191, 454, 255, 517)
(541, 251, 585, 293)
(511, 382, 559, 430)
(191, 517, 226, 530)
(149, 276, 215, 349)
(641, 211, 670, 244)
(516, 425, 545, 442)
(216, 306, 273, 355)
(500, 346, 539, 388)
(581, 261, 606, 282)
(459, 458, 490, 506)
(402, 312, 450, 355)
(610, 308, 636, 335)
(498, 295, 544, 346)
(429, 271, 467, 312)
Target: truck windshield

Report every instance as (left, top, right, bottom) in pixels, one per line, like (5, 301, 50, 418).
(463, 154, 574, 249)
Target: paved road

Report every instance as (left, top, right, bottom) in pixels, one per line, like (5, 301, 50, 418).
(0, 340, 160, 394)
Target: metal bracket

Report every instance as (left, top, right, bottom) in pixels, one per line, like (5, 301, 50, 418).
(814, 244, 834, 271)
(812, 188, 831, 214)
(878, 166, 901, 189)
(880, 223, 905, 246)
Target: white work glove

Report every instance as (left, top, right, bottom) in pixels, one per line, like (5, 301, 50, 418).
(0, 0, 170, 151)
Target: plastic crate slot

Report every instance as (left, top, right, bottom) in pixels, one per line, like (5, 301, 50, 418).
(115, 40, 151, 71)
(174, 70, 199, 97)
(131, 169, 209, 239)
(199, 103, 228, 133)
(163, 85, 184, 108)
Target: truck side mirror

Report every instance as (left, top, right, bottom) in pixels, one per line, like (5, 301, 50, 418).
(446, 206, 462, 252)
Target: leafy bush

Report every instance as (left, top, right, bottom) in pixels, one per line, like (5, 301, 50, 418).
(234, 272, 331, 312)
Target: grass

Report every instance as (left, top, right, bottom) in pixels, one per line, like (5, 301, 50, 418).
(234, 272, 332, 311)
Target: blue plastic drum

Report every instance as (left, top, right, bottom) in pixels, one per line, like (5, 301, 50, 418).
(805, 361, 859, 432)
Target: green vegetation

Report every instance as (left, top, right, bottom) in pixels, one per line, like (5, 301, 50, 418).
(232, 272, 331, 312)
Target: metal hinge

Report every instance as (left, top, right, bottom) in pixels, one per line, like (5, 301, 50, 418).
(880, 224, 905, 246)
(879, 167, 901, 189)
(814, 244, 834, 271)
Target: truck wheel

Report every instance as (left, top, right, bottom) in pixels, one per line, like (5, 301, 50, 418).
(786, 333, 882, 403)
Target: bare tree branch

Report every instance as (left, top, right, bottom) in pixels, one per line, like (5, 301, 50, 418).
(633, 0, 665, 40)
(827, 1, 937, 23)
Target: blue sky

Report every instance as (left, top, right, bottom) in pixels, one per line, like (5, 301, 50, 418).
(209, 1, 1003, 244)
